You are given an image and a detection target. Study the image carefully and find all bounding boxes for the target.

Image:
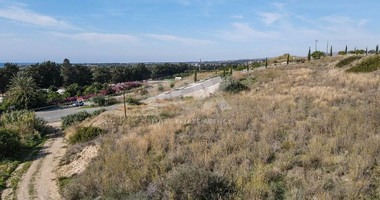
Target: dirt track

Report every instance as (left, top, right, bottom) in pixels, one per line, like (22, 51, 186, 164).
(17, 123, 66, 200)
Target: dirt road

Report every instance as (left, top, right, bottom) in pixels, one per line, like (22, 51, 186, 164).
(17, 123, 66, 200)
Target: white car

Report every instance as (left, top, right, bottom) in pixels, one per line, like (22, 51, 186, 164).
(72, 101, 84, 107)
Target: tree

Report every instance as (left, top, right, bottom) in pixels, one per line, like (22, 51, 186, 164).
(26, 61, 62, 88)
(72, 65, 93, 86)
(3, 72, 45, 109)
(265, 58, 268, 68)
(230, 67, 233, 75)
(330, 46, 333, 57)
(308, 48, 311, 61)
(65, 83, 82, 97)
(93, 67, 112, 84)
(0, 63, 19, 94)
(345, 45, 348, 55)
(376, 45, 379, 55)
(311, 51, 325, 59)
(194, 69, 198, 82)
(61, 58, 72, 86)
(131, 63, 151, 81)
(287, 54, 290, 65)
(366, 47, 368, 55)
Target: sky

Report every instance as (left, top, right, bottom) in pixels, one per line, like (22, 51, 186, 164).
(0, 0, 380, 63)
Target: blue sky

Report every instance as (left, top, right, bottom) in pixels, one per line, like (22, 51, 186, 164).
(0, 0, 380, 63)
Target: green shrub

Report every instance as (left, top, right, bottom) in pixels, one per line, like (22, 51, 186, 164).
(170, 82, 175, 88)
(311, 51, 325, 59)
(69, 126, 104, 144)
(147, 165, 235, 200)
(157, 84, 164, 92)
(220, 77, 249, 93)
(61, 111, 91, 129)
(105, 97, 117, 106)
(0, 110, 47, 138)
(336, 56, 362, 68)
(140, 89, 148, 96)
(91, 108, 106, 117)
(92, 96, 106, 106)
(126, 97, 141, 105)
(0, 129, 21, 158)
(347, 55, 380, 72)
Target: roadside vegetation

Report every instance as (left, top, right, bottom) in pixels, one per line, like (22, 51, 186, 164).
(347, 55, 380, 72)
(335, 55, 362, 68)
(0, 110, 48, 196)
(59, 56, 380, 199)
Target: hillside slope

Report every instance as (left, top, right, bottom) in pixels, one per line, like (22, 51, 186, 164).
(61, 56, 380, 200)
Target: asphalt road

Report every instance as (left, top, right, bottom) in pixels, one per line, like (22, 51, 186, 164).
(35, 104, 121, 122)
(145, 76, 222, 101)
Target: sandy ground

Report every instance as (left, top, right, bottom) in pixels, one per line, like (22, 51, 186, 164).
(17, 122, 66, 200)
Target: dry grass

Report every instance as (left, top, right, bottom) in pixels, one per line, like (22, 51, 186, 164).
(61, 56, 380, 200)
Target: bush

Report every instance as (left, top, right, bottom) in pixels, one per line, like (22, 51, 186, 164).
(61, 111, 91, 129)
(170, 82, 175, 88)
(0, 110, 47, 138)
(105, 98, 117, 106)
(140, 89, 148, 96)
(157, 84, 164, 92)
(347, 55, 380, 72)
(126, 97, 141, 105)
(147, 165, 235, 200)
(91, 108, 106, 117)
(336, 56, 362, 68)
(0, 129, 21, 158)
(92, 96, 106, 106)
(69, 126, 104, 144)
(311, 51, 325, 59)
(219, 77, 249, 93)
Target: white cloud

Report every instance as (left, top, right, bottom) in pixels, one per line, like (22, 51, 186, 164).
(50, 32, 139, 45)
(217, 22, 279, 41)
(144, 34, 214, 45)
(0, 6, 76, 29)
(230, 15, 244, 19)
(257, 12, 282, 26)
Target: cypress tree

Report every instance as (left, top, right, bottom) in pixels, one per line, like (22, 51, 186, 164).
(230, 67, 233, 75)
(247, 61, 249, 71)
(194, 69, 197, 82)
(308, 48, 311, 61)
(330, 46, 333, 57)
(345, 45, 348, 55)
(287, 54, 290, 65)
(223, 69, 226, 77)
(265, 58, 268, 68)
(376, 45, 379, 55)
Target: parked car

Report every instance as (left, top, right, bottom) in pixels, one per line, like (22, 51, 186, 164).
(72, 101, 84, 107)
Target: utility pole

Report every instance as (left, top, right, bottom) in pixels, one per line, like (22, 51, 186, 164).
(123, 87, 126, 118)
(315, 40, 319, 52)
(326, 41, 329, 55)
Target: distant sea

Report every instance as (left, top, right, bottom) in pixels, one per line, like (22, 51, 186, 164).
(0, 63, 36, 68)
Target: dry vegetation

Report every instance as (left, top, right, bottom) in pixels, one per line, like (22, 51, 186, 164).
(60, 56, 380, 200)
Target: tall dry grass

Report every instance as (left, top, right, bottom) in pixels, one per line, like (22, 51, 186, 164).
(62, 56, 380, 200)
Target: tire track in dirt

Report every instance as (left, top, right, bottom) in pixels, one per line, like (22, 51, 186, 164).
(17, 123, 66, 200)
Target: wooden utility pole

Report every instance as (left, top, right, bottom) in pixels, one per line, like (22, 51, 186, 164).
(123, 87, 127, 118)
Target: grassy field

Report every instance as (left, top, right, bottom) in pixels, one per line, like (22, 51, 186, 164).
(60, 56, 380, 199)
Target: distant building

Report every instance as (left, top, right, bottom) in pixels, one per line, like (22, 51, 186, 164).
(57, 89, 66, 94)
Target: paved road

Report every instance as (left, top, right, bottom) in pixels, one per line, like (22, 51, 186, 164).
(36, 104, 121, 123)
(145, 76, 222, 101)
